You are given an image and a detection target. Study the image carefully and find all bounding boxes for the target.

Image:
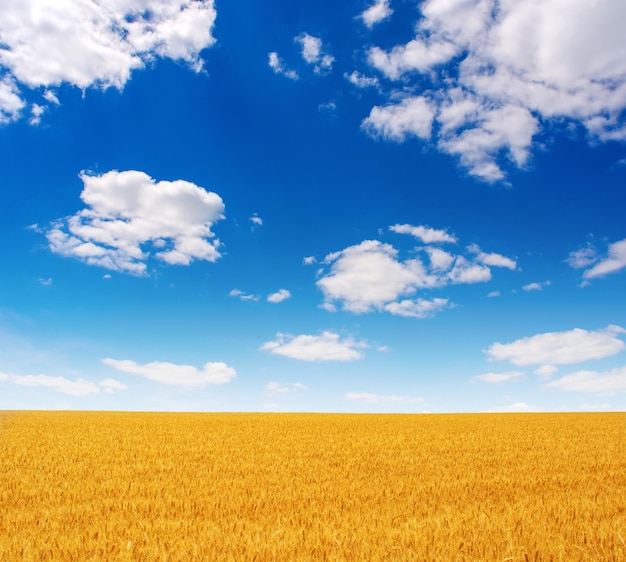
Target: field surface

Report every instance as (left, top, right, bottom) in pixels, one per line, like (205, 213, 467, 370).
(0, 411, 625, 561)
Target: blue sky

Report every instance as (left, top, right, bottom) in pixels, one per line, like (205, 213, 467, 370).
(0, 0, 625, 412)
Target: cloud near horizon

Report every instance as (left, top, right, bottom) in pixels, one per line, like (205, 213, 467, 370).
(486, 325, 626, 367)
(45, 170, 225, 275)
(544, 366, 626, 394)
(103, 358, 236, 387)
(0, 372, 126, 396)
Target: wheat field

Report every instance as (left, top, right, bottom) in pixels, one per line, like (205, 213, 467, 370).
(0, 411, 624, 561)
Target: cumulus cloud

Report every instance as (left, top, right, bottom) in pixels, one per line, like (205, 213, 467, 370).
(45, 170, 225, 275)
(260, 331, 367, 361)
(0, 0, 217, 122)
(345, 392, 423, 404)
(317, 229, 516, 315)
(544, 366, 626, 394)
(473, 371, 524, 384)
(486, 325, 626, 366)
(361, 0, 626, 182)
(303, 256, 317, 265)
(103, 358, 236, 387)
(359, 0, 393, 28)
(295, 33, 334, 74)
(267, 289, 291, 303)
(0, 372, 126, 396)
(268, 52, 298, 80)
(265, 381, 308, 395)
(570, 238, 626, 283)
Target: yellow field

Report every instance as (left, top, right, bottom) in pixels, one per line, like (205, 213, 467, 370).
(0, 412, 624, 561)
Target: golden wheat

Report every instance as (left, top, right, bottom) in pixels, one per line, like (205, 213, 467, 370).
(0, 411, 624, 561)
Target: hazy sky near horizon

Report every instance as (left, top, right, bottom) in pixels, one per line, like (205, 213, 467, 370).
(1, 0, 625, 412)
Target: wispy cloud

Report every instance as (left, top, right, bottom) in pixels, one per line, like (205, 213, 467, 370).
(268, 52, 298, 80)
(0, 372, 126, 396)
(544, 366, 626, 394)
(103, 358, 236, 387)
(295, 33, 334, 74)
(568, 238, 626, 283)
(265, 381, 308, 395)
(229, 289, 260, 302)
(486, 325, 625, 367)
(473, 371, 525, 384)
(359, 0, 393, 28)
(345, 392, 423, 404)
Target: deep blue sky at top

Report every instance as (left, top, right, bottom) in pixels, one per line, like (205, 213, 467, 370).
(0, 0, 625, 412)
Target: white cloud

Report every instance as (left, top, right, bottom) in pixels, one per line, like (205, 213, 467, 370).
(567, 243, 598, 269)
(229, 289, 259, 302)
(0, 372, 126, 396)
(390, 223, 457, 244)
(295, 33, 334, 74)
(468, 244, 517, 270)
(522, 280, 551, 292)
(580, 238, 626, 281)
(29, 103, 45, 125)
(384, 297, 450, 319)
(544, 366, 626, 394)
(362, 96, 435, 142)
(303, 256, 317, 265)
(317, 230, 516, 315)
(345, 392, 423, 404)
(250, 214, 263, 228)
(268, 52, 298, 80)
(0, 0, 217, 120)
(0, 76, 24, 123)
(103, 358, 236, 387)
(38, 278, 52, 286)
(487, 291, 500, 298)
(267, 289, 291, 303)
(534, 364, 558, 379)
(265, 381, 308, 395)
(485, 402, 541, 413)
(45, 170, 225, 275)
(98, 378, 128, 394)
(317, 240, 429, 314)
(359, 0, 393, 28)
(473, 371, 524, 384)
(368, 38, 457, 79)
(486, 325, 626, 366)
(361, 0, 626, 181)
(260, 331, 367, 361)
(345, 71, 379, 89)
